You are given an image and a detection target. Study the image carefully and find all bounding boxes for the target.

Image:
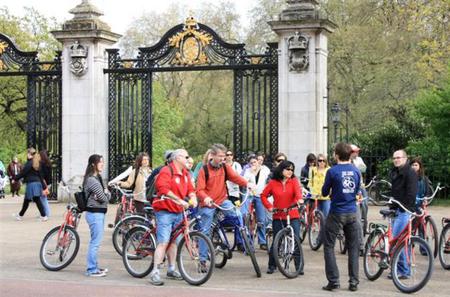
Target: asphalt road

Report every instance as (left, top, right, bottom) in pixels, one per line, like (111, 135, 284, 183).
(0, 195, 449, 297)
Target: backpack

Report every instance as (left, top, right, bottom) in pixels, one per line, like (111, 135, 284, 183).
(145, 165, 174, 204)
(74, 190, 87, 212)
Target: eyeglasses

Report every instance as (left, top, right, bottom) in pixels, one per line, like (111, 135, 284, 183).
(284, 168, 294, 171)
(318, 159, 325, 163)
(226, 153, 233, 156)
(181, 155, 190, 159)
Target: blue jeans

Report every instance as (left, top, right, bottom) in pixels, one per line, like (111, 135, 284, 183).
(198, 200, 242, 261)
(241, 195, 267, 245)
(40, 195, 50, 217)
(392, 210, 411, 276)
(85, 212, 105, 274)
(155, 210, 183, 244)
(318, 199, 331, 218)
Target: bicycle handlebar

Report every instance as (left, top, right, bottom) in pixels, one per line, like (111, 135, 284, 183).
(272, 203, 301, 213)
(212, 190, 250, 211)
(109, 183, 145, 197)
(416, 183, 443, 203)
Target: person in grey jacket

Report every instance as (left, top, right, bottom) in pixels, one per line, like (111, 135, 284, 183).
(83, 154, 111, 277)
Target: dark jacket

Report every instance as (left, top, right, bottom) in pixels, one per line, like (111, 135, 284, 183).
(389, 162, 418, 212)
(40, 163, 52, 186)
(14, 160, 46, 187)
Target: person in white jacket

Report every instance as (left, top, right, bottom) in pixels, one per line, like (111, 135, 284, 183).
(241, 155, 271, 250)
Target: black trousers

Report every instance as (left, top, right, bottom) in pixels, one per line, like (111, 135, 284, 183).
(323, 212, 360, 285)
(19, 196, 45, 217)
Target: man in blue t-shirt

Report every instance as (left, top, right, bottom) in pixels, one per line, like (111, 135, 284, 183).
(321, 142, 361, 292)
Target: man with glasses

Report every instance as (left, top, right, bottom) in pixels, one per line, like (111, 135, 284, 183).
(225, 150, 242, 204)
(197, 144, 255, 258)
(150, 149, 198, 286)
(388, 149, 417, 280)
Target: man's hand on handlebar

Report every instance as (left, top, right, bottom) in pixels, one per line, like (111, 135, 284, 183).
(204, 197, 213, 207)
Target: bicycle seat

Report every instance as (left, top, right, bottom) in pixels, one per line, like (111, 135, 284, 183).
(143, 206, 154, 214)
(379, 209, 396, 217)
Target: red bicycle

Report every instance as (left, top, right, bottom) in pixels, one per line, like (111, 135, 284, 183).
(411, 184, 443, 258)
(363, 198, 433, 293)
(122, 198, 215, 286)
(40, 182, 81, 271)
(439, 217, 450, 270)
(299, 188, 325, 251)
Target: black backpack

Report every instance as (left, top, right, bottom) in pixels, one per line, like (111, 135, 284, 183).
(74, 190, 87, 212)
(146, 165, 174, 204)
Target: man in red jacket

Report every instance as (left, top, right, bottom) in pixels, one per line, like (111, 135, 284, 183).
(196, 144, 255, 261)
(150, 149, 197, 286)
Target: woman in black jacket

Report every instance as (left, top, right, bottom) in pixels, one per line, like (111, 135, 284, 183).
(13, 148, 47, 221)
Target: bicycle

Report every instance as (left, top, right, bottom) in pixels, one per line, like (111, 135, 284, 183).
(366, 176, 392, 204)
(411, 184, 443, 259)
(439, 217, 450, 270)
(299, 189, 325, 251)
(210, 191, 262, 277)
(40, 181, 81, 271)
(109, 184, 152, 256)
(122, 199, 214, 286)
(363, 198, 433, 293)
(271, 203, 304, 278)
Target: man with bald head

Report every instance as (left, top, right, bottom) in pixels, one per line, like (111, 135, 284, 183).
(389, 149, 418, 279)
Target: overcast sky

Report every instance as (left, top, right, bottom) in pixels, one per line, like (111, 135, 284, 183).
(2, 0, 259, 34)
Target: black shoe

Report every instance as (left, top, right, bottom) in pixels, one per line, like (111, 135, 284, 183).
(322, 283, 340, 291)
(349, 284, 358, 291)
(387, 272, 392, 279)
(266, 266, 276, 274)
(260, 244, 268, 250)
(237, 244, 245, 252)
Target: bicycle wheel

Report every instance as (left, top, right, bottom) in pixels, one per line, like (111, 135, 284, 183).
(391, 236, 433, 293)
(422, 216, 438, 258)
(438, 223, 450, 270)
(177, 231, 215, 286)
(113, 215, 149, 256)
(211, 225, 228, 268)
(363, 229, 386, 281)
(40, 225, 80, 271)
(122, 226, 155, 278)
(273, 228, 303, 278)
(240, 228, 261, 277)
(308, 210, 324, 251)
(299, 219, 307, 243)
(244, 212, 257, 242)
(265, 226, 273, 255)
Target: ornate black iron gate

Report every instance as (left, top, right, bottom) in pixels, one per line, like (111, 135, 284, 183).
(105, 18, 278, 178)
(0, 33, 62, 198)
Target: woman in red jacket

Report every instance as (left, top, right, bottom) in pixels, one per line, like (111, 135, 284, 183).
(261, 160, 304, 275)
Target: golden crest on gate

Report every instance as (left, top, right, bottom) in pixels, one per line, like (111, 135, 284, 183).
(169, 17, 212, 66)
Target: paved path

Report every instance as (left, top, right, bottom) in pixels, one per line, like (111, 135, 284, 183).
(0, 195, 449, 297)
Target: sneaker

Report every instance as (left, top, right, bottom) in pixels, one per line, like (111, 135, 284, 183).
(237, 244, 245, 252)
(260, 244, 268, 251)
(349, 284, 358, 292)
(13, 213, 22, 221)
(266, 266, 276, 274)
(87, 270, 107, 277)
(166, 270, 183, 280)
(40, 216, 48, 222)
(149, 271, 164, 286)
(322, 283, 340, 291)
(99, 268, 108, 274)
(198, 261, 208, 273)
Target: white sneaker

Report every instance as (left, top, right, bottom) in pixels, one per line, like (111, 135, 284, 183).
(13, 213, 22, 221)
(40, 216, 48, 222)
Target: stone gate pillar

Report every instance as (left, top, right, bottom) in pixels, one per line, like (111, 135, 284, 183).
(269, 0, 336, 170)
(52, 0, 120, 198)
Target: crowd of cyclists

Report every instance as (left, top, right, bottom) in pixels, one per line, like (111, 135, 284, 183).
(8, 142, 450, 292)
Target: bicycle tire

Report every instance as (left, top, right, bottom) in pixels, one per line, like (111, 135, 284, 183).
(308, 210, 324, 251)
(299, 219, 307, 243)
(177, 231, 215, 286)
(422, 216, 438, 259)
(265, 227, 273, 255)
(273, 228, 303, 278)
(338, 232, 347, 255)
(240, 228, 261, 277)
(113, 215, 150, 256)
(211, 225, 228, 268)
(363, 229, 386, 281)
(438, 223, 450, 270)
(122, 225, 155, 278)
(40, 225, 80, 271)
(391, 236, 433, 293)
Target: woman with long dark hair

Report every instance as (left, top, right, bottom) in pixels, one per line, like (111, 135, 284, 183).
(39, 149, 52, 217)
(13, 148, 47, 221)
(261, 160, 304, 274)
(117, 152, 152, 215)
(410, 157, 432, 210)
(83, 154, 111, 277)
